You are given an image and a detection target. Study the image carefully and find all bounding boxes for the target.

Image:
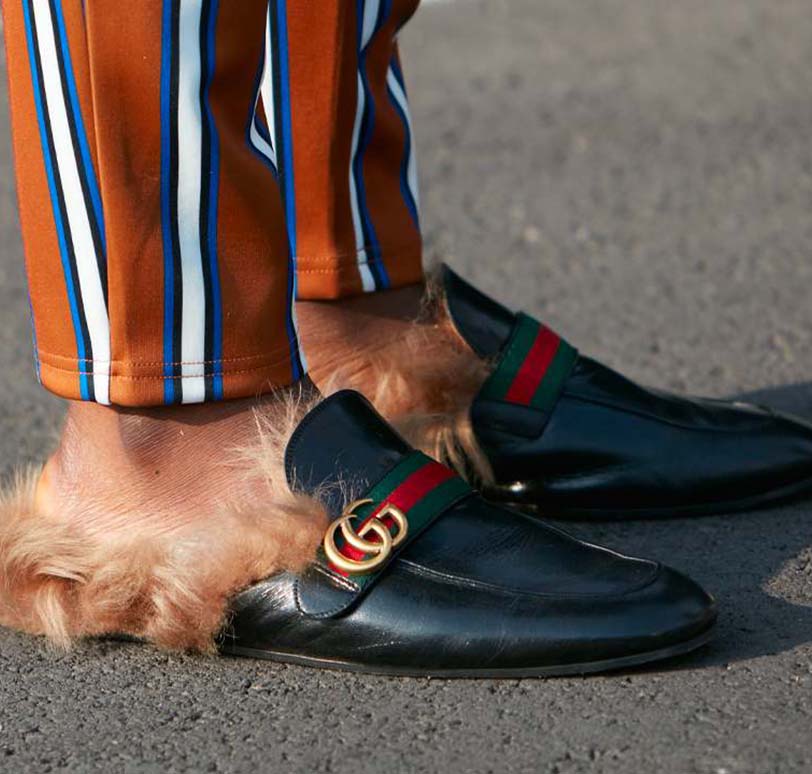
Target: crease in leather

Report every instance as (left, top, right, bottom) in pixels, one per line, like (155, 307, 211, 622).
(559, 391, 775, 434)
(294, 568, 361, 620)
(396, 558, 662, 600)
(471, 400, 550, 441)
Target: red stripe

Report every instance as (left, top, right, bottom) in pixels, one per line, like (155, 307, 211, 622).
(338, 462, 455, 563)
(505, 326, 561, 405)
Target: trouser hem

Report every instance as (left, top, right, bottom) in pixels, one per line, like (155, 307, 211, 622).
(296, 242, 424, 299)
(36, 347, 301, 406)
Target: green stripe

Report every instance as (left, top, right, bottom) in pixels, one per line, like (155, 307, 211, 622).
(478, 313, 539, 400)
(528, 339, 578, 413)
(352, 476, 470, 590)
(354, 452, 431, 521)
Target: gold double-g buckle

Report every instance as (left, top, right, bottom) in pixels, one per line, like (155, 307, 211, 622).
(323, 498, 409, 575)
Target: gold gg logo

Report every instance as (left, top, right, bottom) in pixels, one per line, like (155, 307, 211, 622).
(323, 498, 409, 575)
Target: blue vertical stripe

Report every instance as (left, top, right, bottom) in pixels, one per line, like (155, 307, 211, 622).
(386, 57, 420, 230)
(274, 0, 305, 380)
(353, 0, 391, 290)
(370, 0, 394, 291)
(22, 0, 91, 399)
(203, 0, 223, 399)
(159, 0, 176, 404)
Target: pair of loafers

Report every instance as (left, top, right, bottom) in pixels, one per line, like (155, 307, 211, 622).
(220, 268, 812, 677)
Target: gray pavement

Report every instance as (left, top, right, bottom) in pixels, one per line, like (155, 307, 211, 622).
(2, 1, 812, 772)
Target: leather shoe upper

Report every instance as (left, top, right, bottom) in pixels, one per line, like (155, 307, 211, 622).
(223, 391, 716, 675)
(443, 265, 812, 518)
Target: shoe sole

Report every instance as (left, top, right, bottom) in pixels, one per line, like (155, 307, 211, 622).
(484, 474, 812, 521)
(219, 622, 715, 678)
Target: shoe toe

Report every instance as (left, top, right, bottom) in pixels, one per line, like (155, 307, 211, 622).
(615, 564, 717, 654)
(700, 402, 812, 503)
(512, 563, 717, 672)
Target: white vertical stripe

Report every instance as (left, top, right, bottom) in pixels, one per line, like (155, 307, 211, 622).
(386, 66, 420, 218)
(350, 73, 375, 293)
(360, 0, 380, 48)
(176, 0, 206, 403)
(260, 9, 278, 159)
(33, 0, 110, 404)
(249, 113, 276, 167)
(358, 261, 376, 293)
(349, 72, 375, 292)
(348, 1, 381, 293)
(248, 9, 277, 170)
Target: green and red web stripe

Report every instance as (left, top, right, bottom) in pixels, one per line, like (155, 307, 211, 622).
(322, 452, 471, 587)
(479, 313, 578, 413)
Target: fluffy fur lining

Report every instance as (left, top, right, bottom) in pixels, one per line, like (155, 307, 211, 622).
(0, 392, 327, 653)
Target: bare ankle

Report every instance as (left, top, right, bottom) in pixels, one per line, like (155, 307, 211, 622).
(298, 282, 482, 413)
(36, 388, 312, 534)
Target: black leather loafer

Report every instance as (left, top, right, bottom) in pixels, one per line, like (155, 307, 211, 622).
(220, 391, 716, 677)
(442, 265, 812, 519)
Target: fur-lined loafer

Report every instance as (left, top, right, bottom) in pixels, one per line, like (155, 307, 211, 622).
(441, 265, 812, 519)
(220, 390, 716, 677)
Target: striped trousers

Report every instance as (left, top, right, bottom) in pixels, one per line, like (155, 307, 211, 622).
(2, 0, 423, 406)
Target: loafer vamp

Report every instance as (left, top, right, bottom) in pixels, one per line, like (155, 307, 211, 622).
(479, 357, 812, 513)
(397, 496, 657, 596)
(228, 559, 715, 672)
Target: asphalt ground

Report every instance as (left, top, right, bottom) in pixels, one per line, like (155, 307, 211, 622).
(1, 1, 812, 772)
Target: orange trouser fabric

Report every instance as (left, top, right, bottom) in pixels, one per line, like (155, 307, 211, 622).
(2, 0, 422, 406)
